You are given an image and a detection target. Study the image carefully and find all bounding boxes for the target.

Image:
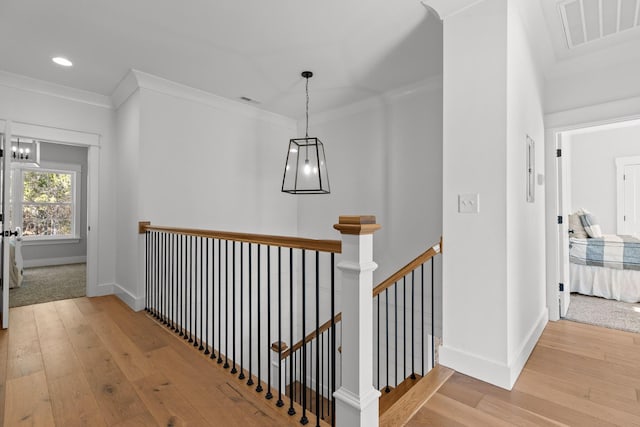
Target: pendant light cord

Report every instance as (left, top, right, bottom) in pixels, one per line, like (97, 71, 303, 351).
(305, 76, 310, 138)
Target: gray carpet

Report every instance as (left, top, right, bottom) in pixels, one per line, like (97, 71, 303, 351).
(9, 263, 86, 308)
(565, 293, 640, 334)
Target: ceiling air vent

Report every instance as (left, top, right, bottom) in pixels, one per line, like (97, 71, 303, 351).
(239, 96, 261, 104)
(558, 0, 640, 48)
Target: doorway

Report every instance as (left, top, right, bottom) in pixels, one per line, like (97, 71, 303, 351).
(9, 140, 89, 307)
(0, 120, 100, 329)
(550, 118, 640, 333)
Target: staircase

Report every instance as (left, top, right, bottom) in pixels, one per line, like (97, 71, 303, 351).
(140, 216, 447, 426)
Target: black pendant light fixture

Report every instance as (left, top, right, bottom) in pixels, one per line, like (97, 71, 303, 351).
(281, 71, 330, 194)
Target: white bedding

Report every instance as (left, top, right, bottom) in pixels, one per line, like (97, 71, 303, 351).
(570, 262, 640, 303)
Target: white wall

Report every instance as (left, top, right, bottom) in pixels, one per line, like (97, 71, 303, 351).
(0, 75, 116, 295)
(505, 0, 547, 380)
(568, 123, 640, 233)
(298, 80, 443, 285)
(439, 0, 547, 390)
(113, 73, 299, 309)
(115, 90, 142, 307)
(21, 142, 88, 266)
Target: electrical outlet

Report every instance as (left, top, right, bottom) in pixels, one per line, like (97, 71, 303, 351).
(458, 193, 479, 214)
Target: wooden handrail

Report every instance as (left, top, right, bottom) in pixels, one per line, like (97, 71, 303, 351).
(372, 243, 440, 298)
(139, 222, 341, 254)
(282, 239, 442, 359)
(280, 313, 342, 360)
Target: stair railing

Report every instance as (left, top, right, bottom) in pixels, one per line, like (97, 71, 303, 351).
(139, 220, 342, 427)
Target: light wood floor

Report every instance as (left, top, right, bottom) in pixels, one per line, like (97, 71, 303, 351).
(0, 295, 303, 427)
(410, 320, 640, 426)
(3, 297, 640, 426)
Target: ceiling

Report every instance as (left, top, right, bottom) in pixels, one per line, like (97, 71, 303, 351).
(0, 0, 639, 118)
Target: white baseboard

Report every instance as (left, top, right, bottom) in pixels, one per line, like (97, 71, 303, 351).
(114, 283, 145, 312)
(23, 256, 87, 268)
(439, 309, 548, 390)
(86, 282, 114, 298)
(508, 308, 548, 387)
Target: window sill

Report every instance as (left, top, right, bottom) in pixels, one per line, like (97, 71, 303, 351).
(21, 237, 81, 246)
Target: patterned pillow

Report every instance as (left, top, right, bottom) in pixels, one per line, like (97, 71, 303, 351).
(579, 212, 602, 238)
(568, 213, 588, 238)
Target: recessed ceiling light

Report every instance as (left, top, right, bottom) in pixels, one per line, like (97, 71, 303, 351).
(52, 57, 73, 67)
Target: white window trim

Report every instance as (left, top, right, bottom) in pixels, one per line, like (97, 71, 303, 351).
(16, 161, 82, 243)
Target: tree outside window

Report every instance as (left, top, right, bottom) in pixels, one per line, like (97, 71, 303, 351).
(22, 170, 74, 237)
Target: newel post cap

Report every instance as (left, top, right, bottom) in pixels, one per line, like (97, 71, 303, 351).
(333, 215, 381, 235)
(139, 221, 150, 234)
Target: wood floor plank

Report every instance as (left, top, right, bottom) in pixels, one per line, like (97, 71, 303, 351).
(133, 371, 211, 427)
(6, 306, 44, 380)
(418, 393, 513, 427)
(55, 297, 152, 425)
(0, 329, 9, 425)
(86, 311, 156, 382)
(4, 370, 55, 426)
(48, 371, 107, 427)
(475, 394, 568, 427)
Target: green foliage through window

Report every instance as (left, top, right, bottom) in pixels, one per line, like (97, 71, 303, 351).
(22, 170, 74, 237)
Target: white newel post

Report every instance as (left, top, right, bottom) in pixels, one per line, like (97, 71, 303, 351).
(333, 216, 381, 427)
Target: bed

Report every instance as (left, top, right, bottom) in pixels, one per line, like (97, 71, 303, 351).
(569, 235, 640, 303)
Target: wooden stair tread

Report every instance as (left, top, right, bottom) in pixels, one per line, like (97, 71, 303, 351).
(379, 374, 423, 414)
(380, 365, 455, 427)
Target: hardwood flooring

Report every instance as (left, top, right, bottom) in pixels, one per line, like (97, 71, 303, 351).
(410, 320, 640, 426)
(2, 297, 640, 426)
(0, 296, 303, 427)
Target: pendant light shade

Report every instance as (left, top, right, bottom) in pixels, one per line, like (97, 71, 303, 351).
(282, 71, 330, 194)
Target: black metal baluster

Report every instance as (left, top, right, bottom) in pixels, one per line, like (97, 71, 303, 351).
(145, 231, 149, 312)
(266, 246, 273, 400)
(160, 232, 165, 322)
(194, 237, 200, 348)
(204, 237, 209, 354)
(431, 258, 435, 370)
(395, 282, 398, 387)
(210, 238, 216, 358)
(247, 243, 254, 386)
(169, 233, 176, 331)
(320, 330, 324, 421)
(239, 243, 245, 379)
(301, 249, 308, 425)
(256, 244, 262, 392)
(174, 234, 178, 332)
(421, 264, 424, 375)
(288, 248, 295, 416)
(274, 246, 283, 405)
(403, 276, 407, 380)
(198, 237, 203, 350)
(224, 240, 230, 369)
(247, 243, 253, 385)
(385, 288, 390, 393)
(155, 232, 159, 319)
(151, 232, 156, 317)
(411, 271, 416, 380)
(218, 239, 224, 364)
(165, 233, 170, 325)
(179, 235, 184, 336)
(231, 241, 237, 374)
(330, 253, 335, 426)
(377, 295, 380, 390)
(185, 236, 193, 343)
(315, 251, 320, 427)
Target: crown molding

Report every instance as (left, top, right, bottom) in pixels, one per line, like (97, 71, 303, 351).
(0, 70, 112, 109)
(420, 0, 486, 19)
(111, 69, 296, 129)
(310, 75, 443, 126)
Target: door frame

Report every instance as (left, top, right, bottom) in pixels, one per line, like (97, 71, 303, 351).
(3, 120, 101, 304)
(545, 109, 640, 321)
(616, 156, 640, 234)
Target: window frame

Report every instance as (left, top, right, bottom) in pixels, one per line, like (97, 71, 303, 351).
(16, 161, 82, 243)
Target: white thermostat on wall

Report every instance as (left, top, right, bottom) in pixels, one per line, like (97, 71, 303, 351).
(458, 193, 479, 214)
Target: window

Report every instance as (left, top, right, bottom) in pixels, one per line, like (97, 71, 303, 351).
(18, 163, 81, 240)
